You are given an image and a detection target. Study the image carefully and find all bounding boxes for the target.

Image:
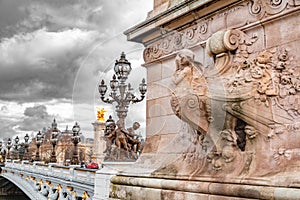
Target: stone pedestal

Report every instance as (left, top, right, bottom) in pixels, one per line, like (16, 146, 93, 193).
(92, 121, 106, 164)
(93, 162, 134, 200)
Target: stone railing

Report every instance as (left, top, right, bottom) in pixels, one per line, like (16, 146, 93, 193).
(2, 161, 96, 200)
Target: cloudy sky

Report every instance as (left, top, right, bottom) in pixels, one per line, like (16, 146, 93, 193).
(0, 0, 153, 140)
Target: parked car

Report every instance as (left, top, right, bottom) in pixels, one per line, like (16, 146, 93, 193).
(86, 162, 99, 169)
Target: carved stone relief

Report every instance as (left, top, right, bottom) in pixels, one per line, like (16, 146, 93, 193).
(143, 0, 300, 63)
(167, 28, 300, 178)
(249, 0, 298, 19)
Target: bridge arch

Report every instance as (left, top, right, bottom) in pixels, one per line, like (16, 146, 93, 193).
(0, 176, 30, 200)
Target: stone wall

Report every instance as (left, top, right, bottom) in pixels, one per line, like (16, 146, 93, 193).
(111, 0, 300, 199)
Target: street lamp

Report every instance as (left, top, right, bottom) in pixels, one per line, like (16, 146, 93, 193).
(35, 131, 43, 162)
(98, 52, 147, 128)
(6, 138, 12, 160)
(50, 119, 59, 163)
(23, 134, 30, 161)
(14, 136, 19, 160)
(71, 122, 81, 165)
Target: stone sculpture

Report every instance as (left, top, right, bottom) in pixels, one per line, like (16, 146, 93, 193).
(168, 29, 300, 178)
(126, 122, 142, 157)
(103, 116, 143, 161)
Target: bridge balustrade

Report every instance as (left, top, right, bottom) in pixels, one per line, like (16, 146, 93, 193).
(1, 161, 96, 200)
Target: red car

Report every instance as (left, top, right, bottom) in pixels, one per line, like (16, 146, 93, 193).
(86, 162, 99, 169)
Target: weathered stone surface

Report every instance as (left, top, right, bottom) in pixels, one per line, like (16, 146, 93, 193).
(110, 0, 300, 199)
(161, 57, 175, 79)
(265, 10, 300, 48)
(142, 135, 161, 153)
(147, 78, 173, 100)
(147, 115, 182, 136)
(147, 96, 174, 118)
(147, 62, 162, 83)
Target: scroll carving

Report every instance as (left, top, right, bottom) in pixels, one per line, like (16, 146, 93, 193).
(249, 0, 297, 19)
(206, 29, 258, 75)
(143, 0, 299, 63)
(143, 19, 211, 63)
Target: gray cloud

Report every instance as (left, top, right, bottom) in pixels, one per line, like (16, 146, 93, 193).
(19, 105, 52, 131)
(24, 104, 48, 118)
(0, 0, 152, 137)
(0, 0, 31, 38)
(0, 121, 18, 139)
(0, 28, 102, 102)
(3, 0, 151, 37)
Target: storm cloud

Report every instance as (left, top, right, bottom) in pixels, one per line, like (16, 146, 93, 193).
(0, 0, 152, 139)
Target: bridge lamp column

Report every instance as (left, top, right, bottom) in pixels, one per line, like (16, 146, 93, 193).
(71, 122, 81, 165)
(50, 127, 59, 163)
(23, 134, 30, 161)
(14, 136, 19, 160)
(98, 52, 147, 128)
(6, 138, 12, 160)
(35, 131, 43, 162)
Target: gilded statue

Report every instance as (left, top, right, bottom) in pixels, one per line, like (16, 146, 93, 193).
(96, 107, 106, 122)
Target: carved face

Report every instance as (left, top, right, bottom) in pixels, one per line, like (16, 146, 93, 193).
(133, 122, 140, 130)
(212, 157, 223, 171)
(175, 54, 189, 69)
(105, 123, 116, 133)
(175, 49, 195, 69)
(221, 145, 236, 163)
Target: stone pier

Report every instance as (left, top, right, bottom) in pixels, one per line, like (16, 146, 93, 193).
(107, 0, 300, 199)
(92, 121, 106, 164)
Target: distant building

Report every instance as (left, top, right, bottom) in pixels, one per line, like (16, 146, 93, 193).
(28, 119, 93, 165)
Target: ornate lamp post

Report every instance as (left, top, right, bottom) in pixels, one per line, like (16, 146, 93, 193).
(98, 52, 147, 128)
(35, 131, 43, 161)
(50, 119, 59, 163)
(6, 138, 12, 160)
(71, 122, 81, 165)
(23, 134, 30, 161)
(14, 136, 19, 160)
